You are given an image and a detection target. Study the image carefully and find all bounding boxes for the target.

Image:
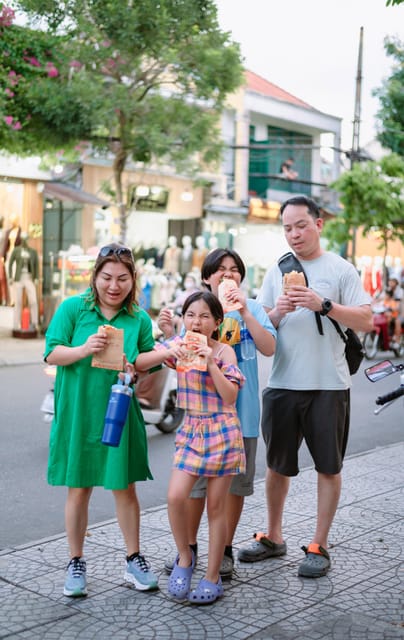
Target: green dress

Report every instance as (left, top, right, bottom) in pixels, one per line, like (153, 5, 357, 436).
(45, 290, 154, 490)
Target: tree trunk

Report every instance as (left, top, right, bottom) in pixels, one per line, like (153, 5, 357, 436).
(112, 143, 128, 244)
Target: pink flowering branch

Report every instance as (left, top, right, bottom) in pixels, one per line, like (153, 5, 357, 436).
(0, 5, 15, 27)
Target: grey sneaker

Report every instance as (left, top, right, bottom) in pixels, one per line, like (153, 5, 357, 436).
(238, 532, 287, 562)
(298, 544, 330, 578)
(63, 557, 87, 597)
(220, 554, 234, 579)
(124, 553, 158, 591)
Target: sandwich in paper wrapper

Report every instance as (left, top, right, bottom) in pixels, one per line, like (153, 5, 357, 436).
(91, 324, 124, 371)
(218, 279, 242, 313)
(283, 270, 306, 293)
(177, 330, 207, 372)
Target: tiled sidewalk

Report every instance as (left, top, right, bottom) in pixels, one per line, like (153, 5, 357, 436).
(1, 442, 403, 639)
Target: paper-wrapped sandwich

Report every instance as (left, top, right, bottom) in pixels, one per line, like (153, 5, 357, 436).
(177, 330, 207, 372)
(92, 324, 124, 371)
(283, 270, 306, 292)
(218, 279, 242, 313)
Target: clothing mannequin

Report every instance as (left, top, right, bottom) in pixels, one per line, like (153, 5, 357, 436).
(2, 214, 22, 306)
(8, 232, 39, 330)
(192, 235, 208, 271)
(163, 235, 181, 274)
(180, 235, 193, 277)
(208, 236, 219, 252)
(0, 217, 9, 305)
(1, 214, 22, 261)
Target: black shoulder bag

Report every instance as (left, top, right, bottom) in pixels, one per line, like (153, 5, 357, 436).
(278, 252, 364, 375)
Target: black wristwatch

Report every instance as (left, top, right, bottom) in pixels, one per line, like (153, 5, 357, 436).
(320, 298, 333, 316)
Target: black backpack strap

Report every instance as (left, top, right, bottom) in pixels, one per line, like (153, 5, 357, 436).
(278, 252, 324, 335)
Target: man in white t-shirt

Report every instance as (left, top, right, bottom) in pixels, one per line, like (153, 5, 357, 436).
(238, 195, 373, 578)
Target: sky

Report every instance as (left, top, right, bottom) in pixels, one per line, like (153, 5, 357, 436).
(215, 0, 403, 154)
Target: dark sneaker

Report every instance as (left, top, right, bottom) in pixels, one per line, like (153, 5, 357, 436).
(164, 545, 198, 575)
(298, 543, 330, 578)
(219, 554, 234, 579)
(63, 557, 87, 597)
(237, 532, 287, 562)
(124, 553, 159, 591)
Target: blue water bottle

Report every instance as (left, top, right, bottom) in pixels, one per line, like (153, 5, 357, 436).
(101, 373, 134, 447)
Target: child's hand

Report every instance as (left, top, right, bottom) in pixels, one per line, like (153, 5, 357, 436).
(166, 341, 186, 361)
(225, 285, 247, 310)
(194, 343, 213, 363)
(119, 358, 137, 385)
(158, 307, 176, 338)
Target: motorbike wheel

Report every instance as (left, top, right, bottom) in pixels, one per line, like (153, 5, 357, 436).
(155, 390, 185, 434)
(363, 331, 379, 359)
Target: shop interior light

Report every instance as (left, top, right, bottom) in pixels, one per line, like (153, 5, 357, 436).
(136, 185, 150, 197)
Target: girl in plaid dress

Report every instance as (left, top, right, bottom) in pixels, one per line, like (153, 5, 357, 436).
(136, 290, 245, 604)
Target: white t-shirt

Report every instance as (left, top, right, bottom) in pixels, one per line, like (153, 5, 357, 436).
(257, 252, 371, 390)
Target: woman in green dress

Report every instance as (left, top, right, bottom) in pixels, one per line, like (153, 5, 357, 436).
(45, 243, 158, 597)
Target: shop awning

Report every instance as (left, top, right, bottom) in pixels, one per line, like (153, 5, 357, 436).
(43, 182, 110, 207)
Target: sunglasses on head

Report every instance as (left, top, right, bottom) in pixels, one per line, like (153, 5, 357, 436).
(99, 245, 133, 258)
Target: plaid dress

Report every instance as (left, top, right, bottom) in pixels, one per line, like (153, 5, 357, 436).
(157, 338, 246, 476)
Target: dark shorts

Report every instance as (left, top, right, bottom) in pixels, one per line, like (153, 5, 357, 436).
(190, 437, 257, 497)
(261, 388, 350, 476)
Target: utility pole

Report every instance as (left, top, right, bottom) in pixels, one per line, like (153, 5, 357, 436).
(350, 26, 364, 266)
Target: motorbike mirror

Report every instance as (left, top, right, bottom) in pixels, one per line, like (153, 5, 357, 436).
(365, 360, 397, 382)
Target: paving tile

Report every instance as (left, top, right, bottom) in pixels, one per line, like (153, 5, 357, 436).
(0, 581, 75, 637)
(1, 443, 403, 639)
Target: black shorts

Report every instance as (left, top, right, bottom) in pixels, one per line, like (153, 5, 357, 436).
(261, 388, 350, 476)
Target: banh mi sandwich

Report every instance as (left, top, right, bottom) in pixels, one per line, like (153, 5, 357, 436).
(283, 270, 306, 292)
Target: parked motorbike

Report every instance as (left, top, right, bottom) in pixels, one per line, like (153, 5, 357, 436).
(362, 304, 404, 359)
(40, 364, 184, 434)
(364, 359, 404, 415)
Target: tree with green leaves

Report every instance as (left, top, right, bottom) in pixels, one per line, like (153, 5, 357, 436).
(2, 1, 244, 240)
(373, 37, 404, 156)
(323, 154, 404, 269)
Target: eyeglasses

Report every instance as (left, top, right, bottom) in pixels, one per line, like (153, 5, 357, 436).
(99, 245, 133, 258)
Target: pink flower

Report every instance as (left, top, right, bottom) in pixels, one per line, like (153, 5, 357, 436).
(4, 115, 13, 126)
(5, 88, 14, 97)
(0, 7, 15, 27)
(8, 70, 16, 77)
(24, 56, 41, 67)
(69, 60, 83, 69)
(13, 121, 22, 130)
(101, 40, 111, 47)
(46, 63, 59, 78)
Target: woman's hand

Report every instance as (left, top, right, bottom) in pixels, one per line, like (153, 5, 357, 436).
(83, 330, 108, 357)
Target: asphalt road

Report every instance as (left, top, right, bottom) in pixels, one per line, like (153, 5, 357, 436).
(0, 354, 402, 550)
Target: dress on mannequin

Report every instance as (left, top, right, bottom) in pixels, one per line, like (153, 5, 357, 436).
(208, 236, 219, 253)
(2, 215, 22, 306)
(192, 235, 208, 271)
(163, 236, 181, 274)
(0, 217, 9, 305)
(8, 234, 39, 330)
(180, 235, 193, 277)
